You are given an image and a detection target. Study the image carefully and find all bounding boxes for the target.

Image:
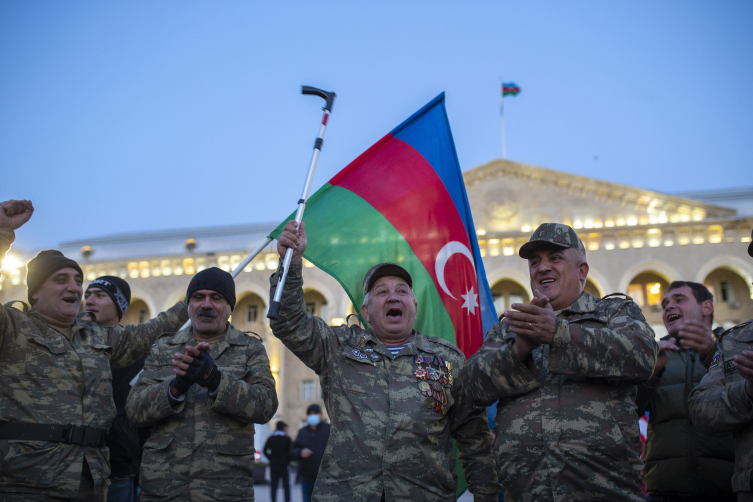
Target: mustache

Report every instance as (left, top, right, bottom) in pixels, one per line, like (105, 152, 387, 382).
(197, 308, 218, 318)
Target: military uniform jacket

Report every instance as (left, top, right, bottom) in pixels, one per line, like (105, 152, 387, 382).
(269, 263, 501, 502)
(689, 320, 753, 501)
(0, 222, 189, 498)
(461, 291, 658, 502)
(126, 324, 278, 502)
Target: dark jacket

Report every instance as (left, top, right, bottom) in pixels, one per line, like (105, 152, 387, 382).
(636, 331, 736, 499)
(264, 433, 293, 471)
(290, 422, 330, 483)
(107, 355, 152, 478)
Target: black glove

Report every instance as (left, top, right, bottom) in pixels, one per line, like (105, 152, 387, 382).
(184, 350, 222, 392)
(171, 373, 193, 396)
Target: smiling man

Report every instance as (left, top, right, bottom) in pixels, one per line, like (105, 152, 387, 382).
(126, 266, 278, 501)
(0, 199, 189, 502)
(635, 281, 735, 502)
(462, 222, 658, 502)
(269, 221, 500, 502)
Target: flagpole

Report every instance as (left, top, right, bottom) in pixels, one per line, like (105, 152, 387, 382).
(499, 79, 506, 159)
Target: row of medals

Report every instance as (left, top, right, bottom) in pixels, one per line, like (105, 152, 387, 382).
(415, 355, 452, 415)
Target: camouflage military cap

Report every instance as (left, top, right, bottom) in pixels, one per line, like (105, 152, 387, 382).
(362, 263, 412, 297)
(518, 223, 586, 259)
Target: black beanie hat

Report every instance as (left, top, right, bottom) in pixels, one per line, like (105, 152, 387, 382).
(87, 276, 131, 320)
(26, 250, 84, 305)
(186, 267, 236, 311)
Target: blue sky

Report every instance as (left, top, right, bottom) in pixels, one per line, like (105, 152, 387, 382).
(2, 1, 752, 250)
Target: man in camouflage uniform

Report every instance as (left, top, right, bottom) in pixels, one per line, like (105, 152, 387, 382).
(270, 221, 501, 502)
(689, 232, 753, 502)
(0, 201, 188, 502)
(126, 266, 278, 501)
(461, 223, 658, 502)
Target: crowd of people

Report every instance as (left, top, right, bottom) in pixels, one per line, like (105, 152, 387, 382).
(0, 198, 751, 502)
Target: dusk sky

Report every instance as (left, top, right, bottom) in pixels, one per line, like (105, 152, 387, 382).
(2, 1, 752, 251)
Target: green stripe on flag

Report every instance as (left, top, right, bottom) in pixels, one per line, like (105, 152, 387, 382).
(272, 184, 456, 344)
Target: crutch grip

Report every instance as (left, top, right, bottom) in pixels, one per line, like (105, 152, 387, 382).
(267, 301, 282, 320)
(302, 86, 336, 112)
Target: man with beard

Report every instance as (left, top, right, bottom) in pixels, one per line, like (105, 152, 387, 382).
(461, 223, 658, 502)
(126, 267, 278, 501)
(636, 281, 735, 502)
(269, 221, 500, 502)
(690, 232, 753, 502)
(0, 200, 188, 502)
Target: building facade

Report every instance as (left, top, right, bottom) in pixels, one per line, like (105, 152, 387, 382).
(2, 159, 752, 453)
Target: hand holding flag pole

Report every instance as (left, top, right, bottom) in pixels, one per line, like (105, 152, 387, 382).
(267, 86, 336, 320)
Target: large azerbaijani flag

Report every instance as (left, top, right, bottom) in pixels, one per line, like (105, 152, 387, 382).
(271, 93, 497, 357)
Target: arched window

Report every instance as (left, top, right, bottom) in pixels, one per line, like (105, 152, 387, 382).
(491, 280, 530, 315)
(121, 299, 150, 326)
(303, 290, 328, 320)
(704, 268, 753, 330)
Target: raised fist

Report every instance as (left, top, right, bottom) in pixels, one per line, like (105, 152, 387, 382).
(0, 200, 34, 232)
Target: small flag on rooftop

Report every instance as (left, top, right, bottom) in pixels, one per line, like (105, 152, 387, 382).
(502, 82, 520, 97)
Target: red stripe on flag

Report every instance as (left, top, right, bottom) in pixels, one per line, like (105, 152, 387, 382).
(330, 133, 483, 354)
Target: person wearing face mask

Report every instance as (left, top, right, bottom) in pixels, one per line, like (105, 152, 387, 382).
(0, 201, 189, 502)
(290, 404, 330, 502)
(126, 267, 278, 501)
(462, 223, 659, 502)
(270, 221, 500, 502)
(635, 281, 735, 502)
(85, 276, 156, 502)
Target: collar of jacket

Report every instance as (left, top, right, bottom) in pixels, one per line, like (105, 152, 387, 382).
(168, 323, 249, 360)
(559, 291, 597, 315)
(354, 329, 435, 358)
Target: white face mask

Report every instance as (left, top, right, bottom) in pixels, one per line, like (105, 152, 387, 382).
(307, 414, 321, 427)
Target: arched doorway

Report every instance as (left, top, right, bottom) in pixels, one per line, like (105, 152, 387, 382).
(233, 292, 267, 335)
(121, 299, 150, 326)
(491, 279, 530, 316)
(704, 268, 753, 331)
(627, 272, 670, 339)
(584, 279, 601, 299)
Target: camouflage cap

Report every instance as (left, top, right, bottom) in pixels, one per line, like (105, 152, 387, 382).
(518, 223, 587, 259)
(362, 263, 412, 297)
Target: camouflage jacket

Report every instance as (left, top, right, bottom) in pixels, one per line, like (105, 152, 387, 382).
(462, 291, 658, 502)
(0, 227, 188, 498)
(126, 324, 278, 502)
(269, 262, 501, 502)
(689, 320, 753, 499)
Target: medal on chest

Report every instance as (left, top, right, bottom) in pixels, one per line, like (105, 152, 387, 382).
(415, 354, 451, 415)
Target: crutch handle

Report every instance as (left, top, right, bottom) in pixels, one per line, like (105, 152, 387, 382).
(302, 86, 336, 112)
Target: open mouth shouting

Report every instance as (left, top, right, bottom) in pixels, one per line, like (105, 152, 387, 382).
(385, 306, 404, 322)
(666, 313, 682, 324)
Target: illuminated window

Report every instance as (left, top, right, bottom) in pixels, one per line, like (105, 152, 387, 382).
(195, 257, 206, 272)
(502, 238, 515, 256)
(247, 305, 259, 323)
(230, 255, 242, 273)
(161, 260, 172, 276)
(618, 232, 630, 249)
(265, 253, 278, 270)
(301, 380, 316, 401)
(303, 258, 315, 268)
(488, 239, 500, 257)
(491, 280, 529, 313)
(587, 233, 600, 251)
(632, 231, 645, 248)
(647, 228, 662, 248)
(677, 228, 691, 246)
(692, 228, 705, 245)
(647, 283, 662, 306)
(218, 256, 230, 272)
(172, 259, 184, 276)
(151, 261, 161, 277)
(478, 240, 486, 258)
(85, 265, 96, 281)
(139, 262, 150, 278)
(128, 262, 139, 279)
(708, 225, 723, 244)
(183, 258, 195, 275)
(627, 284, 645, 307)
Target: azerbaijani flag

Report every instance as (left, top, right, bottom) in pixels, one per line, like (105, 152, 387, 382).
(271, 93, 497, 357)
(502, 82, 520, 97)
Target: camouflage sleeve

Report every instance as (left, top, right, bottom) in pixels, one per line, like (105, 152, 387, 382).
(547, 301, 658, 383)
(0, 229, 16, 349)
(125, 344, 185, 426)
(461, 323, 541, 406)
(268, 261, 337, 375)
(689, 357, 753, 437)
(450, 357, 502, 501)
(107, 301, 189, 369)
(208, 340, 278, 424)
